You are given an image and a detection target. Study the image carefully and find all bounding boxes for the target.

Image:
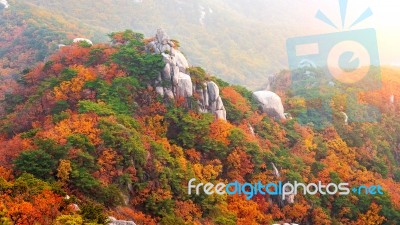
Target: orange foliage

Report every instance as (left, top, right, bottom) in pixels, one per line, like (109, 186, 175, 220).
(227, 195, 272, 225)
(221, 87, 251, 113)
(311, 207, 332, 225)
(0, 166, 13, 181)
(38, 113, 101, 145)
(96, 62, 125, 83)
(141, 115, 168, 138)
(95, 149, 121, 185)
(209, 119, 234, 145)
(226, 148, 254, 182)
(54, 65, 97, 101)
(282, 202, 309, 222)
(174, 200, 202, 223)
(353, 203, 385, 225)
(186, 149, 201, 163)
(193, 160, 222, 182)
(50, 45, 91, 66)
(1, 190, 62, 225)
(112, 207, 156, 225)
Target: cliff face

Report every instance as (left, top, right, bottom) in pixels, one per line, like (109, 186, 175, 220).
(148, 29, 227, 120)
(147, 29, 288, 121)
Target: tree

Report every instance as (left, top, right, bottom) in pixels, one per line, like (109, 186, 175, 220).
(209, 119, 234, 145)
(311, 207, 332, 225)
(226, 148, 254, 182)
(6, 200, 39, 225)
(57, 159, 72, 184)
(53, 66, 97, 102)
(54, 215, 84, 225)
(227, 195, 271, 225)
(174, 200, 201, 223)
(282, 203, 309, 223)
(112, 42, 164, 85)
(111, 207, 156, 225)
(32, 190, 63, 224)
(353, 203, 385, 225)
(221, 86, 251, 123)
(80, 202, 108, 224)
(14, 150, 56, 180)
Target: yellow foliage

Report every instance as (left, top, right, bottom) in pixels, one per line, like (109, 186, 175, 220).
(56, 159, 72, 184)
(54, 65, 96, 101)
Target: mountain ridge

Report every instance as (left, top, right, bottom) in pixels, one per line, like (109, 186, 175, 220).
(0, 27, 399, 224)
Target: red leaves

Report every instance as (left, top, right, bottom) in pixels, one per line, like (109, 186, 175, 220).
(1, 190, 63, 225)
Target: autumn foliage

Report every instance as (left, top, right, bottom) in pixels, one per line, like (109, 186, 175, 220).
(0, 29, 399, 225)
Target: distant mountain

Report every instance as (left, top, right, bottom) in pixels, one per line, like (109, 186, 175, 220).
(8, 0, 335, 89)
(3, 0, 398, 89)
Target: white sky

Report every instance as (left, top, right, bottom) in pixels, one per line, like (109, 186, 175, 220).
(301, 0, 400, 66)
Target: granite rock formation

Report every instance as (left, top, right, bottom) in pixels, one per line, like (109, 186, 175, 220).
(147, 29, 226, 120)
(253, 90, 285, 120)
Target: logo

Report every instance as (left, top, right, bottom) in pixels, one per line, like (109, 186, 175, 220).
(286, 0, 381, 128)
(187, 179, 383, 200)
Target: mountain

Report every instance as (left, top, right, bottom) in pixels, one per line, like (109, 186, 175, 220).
(0, 27, 399, 224)
(0, 0, 105, 109)
(3, 0, 399, 90)
(5, 0, 336, 90)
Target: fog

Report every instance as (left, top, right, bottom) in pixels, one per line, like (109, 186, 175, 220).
(20, 0, 400, 88)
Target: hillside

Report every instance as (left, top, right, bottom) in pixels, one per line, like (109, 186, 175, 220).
(0, 29, 399, 225)
(0, 0, 103, 108)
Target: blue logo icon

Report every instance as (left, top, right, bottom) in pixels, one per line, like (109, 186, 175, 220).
(286, 0, 381, 128)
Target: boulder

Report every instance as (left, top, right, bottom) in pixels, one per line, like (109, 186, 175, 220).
(253, 91, 285, 120)
(108, 217, 136, 225)
(155, 86, 164, 97)
(73, 38, 93, 45)
(0, 0, 9, 9)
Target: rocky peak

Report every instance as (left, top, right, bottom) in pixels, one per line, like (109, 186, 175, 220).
(147, 29, 226, 120)
(155, 28, 169, 45)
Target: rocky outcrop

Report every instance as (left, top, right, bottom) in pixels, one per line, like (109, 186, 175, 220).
(340, 112, 349, 125)
(0, 0, 9, 9)
(73, 38, 93, 45)
(148, 29, 226, 120)
(271, 162, 280, 178)
(248, 124, 255, 136)
(108, 217, 136, 225)
(271, 162, 295, 205)
(253, 91, 285, 120)
(196, 81, 227, 120)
